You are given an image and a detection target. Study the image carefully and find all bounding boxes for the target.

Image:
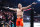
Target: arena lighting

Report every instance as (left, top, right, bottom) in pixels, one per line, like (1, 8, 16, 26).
(27, 17, 30, 20)
(34, 11, 36, 13)
(37, 0, 40, 1)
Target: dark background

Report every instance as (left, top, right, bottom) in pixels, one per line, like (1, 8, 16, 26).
(0, 0, 40, 14)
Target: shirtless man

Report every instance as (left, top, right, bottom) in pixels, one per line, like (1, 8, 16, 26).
(4, 2, 37, 27)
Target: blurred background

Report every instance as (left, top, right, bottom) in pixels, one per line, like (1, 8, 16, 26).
(0, 0, 40, 27)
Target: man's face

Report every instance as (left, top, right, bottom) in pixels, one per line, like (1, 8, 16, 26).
(18, 3, 22, 8)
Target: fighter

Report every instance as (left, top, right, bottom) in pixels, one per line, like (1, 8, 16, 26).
(3, 2, 37, 27)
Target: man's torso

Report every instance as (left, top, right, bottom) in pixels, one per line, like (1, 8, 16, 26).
(17, 9, 23, 18)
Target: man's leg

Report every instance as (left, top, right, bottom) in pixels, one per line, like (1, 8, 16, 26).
(16, 22, 19, 27)
(20, 22, 23, 27)
(16, 26, 19, 27)
(16, 19, 20, 27)
(21, 26, 23, 27)
(20, 18, 23, 27)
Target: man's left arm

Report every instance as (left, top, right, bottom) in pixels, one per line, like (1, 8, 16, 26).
(22, 2, 37, 10)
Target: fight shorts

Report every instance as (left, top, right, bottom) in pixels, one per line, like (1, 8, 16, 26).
(16, 18, 23, 26)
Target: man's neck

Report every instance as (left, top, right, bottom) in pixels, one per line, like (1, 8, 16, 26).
(18, 7, 22, 9)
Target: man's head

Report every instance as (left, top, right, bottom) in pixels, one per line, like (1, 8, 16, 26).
(18, 3, 22, 8)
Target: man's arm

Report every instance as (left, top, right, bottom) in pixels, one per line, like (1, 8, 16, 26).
(3, 7, 17, 11)
(22, 5, 31, 10)
(9, 8, 17, 11)
(22, 2, 37, 10)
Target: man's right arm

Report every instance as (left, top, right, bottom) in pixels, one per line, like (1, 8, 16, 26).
(3, 7, 17, 11)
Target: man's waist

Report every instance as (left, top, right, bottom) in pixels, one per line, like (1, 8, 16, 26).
(17, 14, 23, 16)
(17, 18, 23, 19)
(17, 17, 23, 18)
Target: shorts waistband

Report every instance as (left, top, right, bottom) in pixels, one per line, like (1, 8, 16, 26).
(17, 18, 23, 19)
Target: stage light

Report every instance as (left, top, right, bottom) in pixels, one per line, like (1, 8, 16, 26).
(37, 0, 40, 1)
(27, 17, 30, 20)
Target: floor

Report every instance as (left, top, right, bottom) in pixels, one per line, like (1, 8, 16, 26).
(2, 22, 40, 27)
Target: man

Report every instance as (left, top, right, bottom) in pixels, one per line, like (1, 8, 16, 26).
(4, 2, 37, 27)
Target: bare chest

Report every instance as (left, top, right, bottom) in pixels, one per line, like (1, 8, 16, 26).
(17, 9, 23, 13)
(17, 9, 22, 12)
(17, 9, 23, 15)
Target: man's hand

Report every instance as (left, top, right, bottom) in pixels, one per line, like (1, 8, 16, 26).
(32, 2, 37, 5)
(22, 2, 37, 10)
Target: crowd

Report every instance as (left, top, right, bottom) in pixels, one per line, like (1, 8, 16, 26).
(34, 17, 40, 22)
(0, 9, 14, 26)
